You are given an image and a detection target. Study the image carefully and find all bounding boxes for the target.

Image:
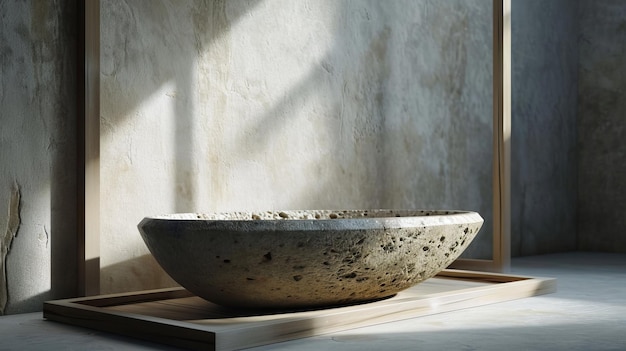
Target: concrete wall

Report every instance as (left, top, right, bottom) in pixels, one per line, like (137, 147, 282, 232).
(100, 0, 494, 294)
(578, 0, 626, 252)
(6, 0, 620, 314)
(510, 0, 578, 256)
(0, 0, 78, 314)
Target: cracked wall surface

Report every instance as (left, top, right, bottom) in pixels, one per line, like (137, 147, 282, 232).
(0, 0, 77, 314)
(0, 184, 20, 315)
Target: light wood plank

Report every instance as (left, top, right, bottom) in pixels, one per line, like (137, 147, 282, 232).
(490, 0, 512, 272)
(69, 287, 192, 307)
(452, 0, 511, 273)
(78, 0, 101, 297)
(44, 271, 556, 351)
(500, 0, 512, 271)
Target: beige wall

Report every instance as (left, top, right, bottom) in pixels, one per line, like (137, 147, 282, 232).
(0, 1, 78, 314)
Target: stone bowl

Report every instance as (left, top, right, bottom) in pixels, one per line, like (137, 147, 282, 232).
(138, 210, 483, 309)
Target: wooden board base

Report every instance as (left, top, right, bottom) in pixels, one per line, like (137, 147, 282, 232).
(44, 270, 555, 350)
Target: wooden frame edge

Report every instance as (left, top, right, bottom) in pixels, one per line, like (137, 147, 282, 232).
(45, 271, 555, 351)
(450, 0, 511, 272)
(78, 0, 101, 296)
(499, 0, 512, 271)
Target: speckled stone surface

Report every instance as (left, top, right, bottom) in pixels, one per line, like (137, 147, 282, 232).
(138, 210, 483, 309)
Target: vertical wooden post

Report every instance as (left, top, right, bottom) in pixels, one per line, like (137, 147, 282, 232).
(449, 0, 511, 272)
(492, 0, 511, 271)
(78, 0, 100, 296)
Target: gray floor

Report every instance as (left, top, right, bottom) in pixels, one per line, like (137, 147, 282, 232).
(1, 252, 625, 350)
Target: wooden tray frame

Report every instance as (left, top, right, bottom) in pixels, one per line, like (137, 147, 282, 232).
(44, 270, 555, 351)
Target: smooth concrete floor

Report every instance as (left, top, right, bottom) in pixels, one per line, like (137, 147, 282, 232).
(1, 252, 625, 351)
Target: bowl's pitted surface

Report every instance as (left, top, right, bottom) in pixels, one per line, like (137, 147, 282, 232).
(138, 210, 483, 309)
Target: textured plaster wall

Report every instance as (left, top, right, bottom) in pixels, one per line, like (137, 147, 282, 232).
(0, 0, 78, 314)
(100, 0, 494, 293)
(510, 0, 578, 256)
(578, 0, 626, 252)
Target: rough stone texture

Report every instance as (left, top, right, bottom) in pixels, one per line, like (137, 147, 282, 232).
(0, 0, 78, 314)
(0, 184, 20, 315)
(577, 0, 626, 252)
(100, 0, 494, 294)
(139, 210, 483, 308)
(510, 0, 578, 256)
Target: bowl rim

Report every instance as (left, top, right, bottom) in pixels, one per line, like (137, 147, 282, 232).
(138, 210, 484, 232)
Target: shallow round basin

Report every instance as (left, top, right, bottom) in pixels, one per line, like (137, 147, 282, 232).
(138, 209, 483, 309)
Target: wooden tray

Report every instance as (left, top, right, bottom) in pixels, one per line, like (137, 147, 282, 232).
(44, 270, 555, 350)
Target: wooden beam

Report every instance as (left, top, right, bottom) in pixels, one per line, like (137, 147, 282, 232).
(451, 0, 511, 272)
(494, 0, 512, 271)
(44, 271, 555, 350)
(78, 0, 100, 296)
